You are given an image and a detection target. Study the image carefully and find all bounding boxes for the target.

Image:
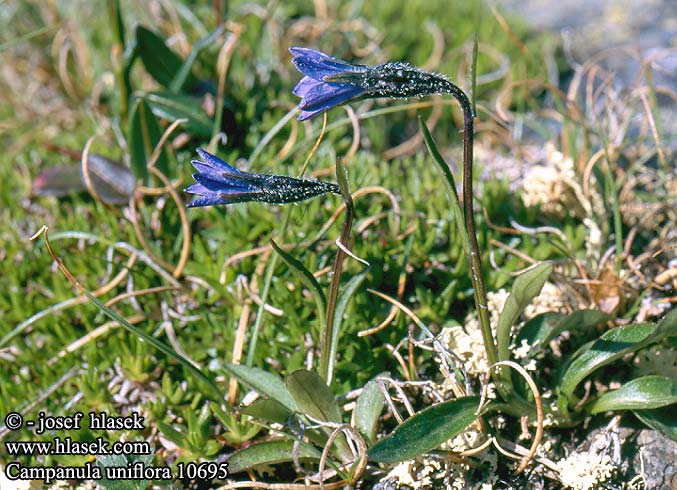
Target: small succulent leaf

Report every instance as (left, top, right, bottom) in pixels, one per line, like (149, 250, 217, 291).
(144, 91, 212, 137)
(135, 26, 199, 90)
(367, 396, 480, 463)
(227, 439, 322, 474)
(128, 97, 170, 183)
(204, 440, 221, 457)
(270, 239, 326, 329)
(241, 398, 293, 425)
(559, 322, 659, 402)
(353, 375, 386, 446)
(497, 262, 552, 361)
(223, 363, 297, 413)
(157, 421, 186, 448)
(633, 405, 677, 442)
(210, 402, 235, 429)
(197, 403, 212, 441)
(285, 369, 341, 424)
(68, 285, 223, 400)
(587, 376, 677, 414)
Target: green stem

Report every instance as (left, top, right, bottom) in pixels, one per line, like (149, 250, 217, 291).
(321, 159, 353, 383)
(441, 82, 497, 368)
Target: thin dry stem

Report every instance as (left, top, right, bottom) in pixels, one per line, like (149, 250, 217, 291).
(491, 360, 544, 474)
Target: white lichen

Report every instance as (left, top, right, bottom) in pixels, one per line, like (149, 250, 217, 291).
(556, 450, 617, 490)
(520, 144, 602, 220)
(523, 281, 567, 319)
(442, 290, 509, 377)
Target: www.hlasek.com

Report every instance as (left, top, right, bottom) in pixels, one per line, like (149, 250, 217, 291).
(2, 411, 228, 484)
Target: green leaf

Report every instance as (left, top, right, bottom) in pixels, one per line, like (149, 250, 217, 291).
(516, 310, 611, 354)
(135, 25, 198, 90)
(157, 421, 186, 448)
(286, 369, 353, 462)
(127, 97, 169, 183)
(222, 363, 297, 413)
(368, 396, 480, 463)
(655, 307, 677, 338)
(169, 26, 222, 93)
(633, 406, 677, 442)
(497, 262, 552, 361)
(515, 312, 564, 351)
(587, 376, 677, 414)
(97, 452, 154, 490)
(285, 369, 341, 424)
(227, 439, 322, 474)
(418, 116, 470, 256)
(353, 375, 386, 446)
(144, 91, 212, 137)
(270, 239, 326, 332)
(559, 322, 660, 405)
(241, 398, 293, 425)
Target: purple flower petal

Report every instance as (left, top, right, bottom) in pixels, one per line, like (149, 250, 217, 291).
(298, 82, 362, 111)
(192, 173, 253, 193)
(187, 193, 229, 207)
(191, 161, 230, 182)
(195, 148, 243, 174)
(292, 76, 320, 97)
(289, 47, 366, 80)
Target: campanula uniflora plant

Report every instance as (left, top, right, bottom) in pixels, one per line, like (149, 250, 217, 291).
(291, 46, 495, 368)
(290, 47, 472, 122)
(185, 148, 340, 207)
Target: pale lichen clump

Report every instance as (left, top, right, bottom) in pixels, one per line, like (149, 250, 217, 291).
(379, 453, 500, 490)
(556, 450, 617, 490)
(382, 458, 445, 489)
(0, 466, 43, 490)
(520, 144, 602, 220)
(524, 281, 567, 319)
(442, 290, 509, 377)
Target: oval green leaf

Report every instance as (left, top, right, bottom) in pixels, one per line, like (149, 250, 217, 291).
(241, 398, 293, 425)
(559, 322, 658, 402)
(353, 375, 386, 446)
(223, 363, 297, 413)
(497, 262, 552, 361)
(367, 396, 480, 463)
(285, 369, 341, 424)
(227, 439, 322, 474)
(588, 376, 677, 414)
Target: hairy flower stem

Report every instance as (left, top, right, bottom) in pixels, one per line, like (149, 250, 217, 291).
(442, 82, 498, 369)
